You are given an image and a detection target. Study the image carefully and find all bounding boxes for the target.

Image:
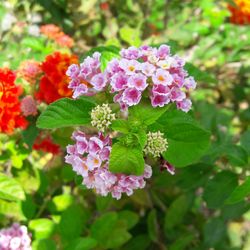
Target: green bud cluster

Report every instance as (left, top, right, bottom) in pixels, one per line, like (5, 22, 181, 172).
(91, 104, 116, 132)
(144, 131, 168, 158)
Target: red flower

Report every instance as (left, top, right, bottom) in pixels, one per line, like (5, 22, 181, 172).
(228, 0, 250, 25)
(33, 134, 60, 154)
(0, 68, 27, 134)
(35, 52, 78, 104)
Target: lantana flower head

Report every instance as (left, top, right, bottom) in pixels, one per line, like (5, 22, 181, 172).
(65, 131, 152, 199)
(66, 52, 104, 98)
(33, 134, 61, 154)
(228, 0, 250, 25)
(68, 45, 196, 112)
(17, 60, 42, 84)
(144, 131, 168, 158)
(40, 24, 74, 48)
(36, 52, 78, 104)
(0, 223, 32, 250)
(91, 104, 116, 132)
(21, 95, 37, 117)
(0, 68, 27, 134)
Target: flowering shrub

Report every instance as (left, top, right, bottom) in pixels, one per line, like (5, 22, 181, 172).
(0, 223, 32, 250)
(37, 45, 209, 200)
(0, 68, 27, 134)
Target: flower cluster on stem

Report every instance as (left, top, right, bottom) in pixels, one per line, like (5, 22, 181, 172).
(65, 131, 152, 199)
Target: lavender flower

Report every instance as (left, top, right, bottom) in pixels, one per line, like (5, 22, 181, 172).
(0, 223, 32, 250)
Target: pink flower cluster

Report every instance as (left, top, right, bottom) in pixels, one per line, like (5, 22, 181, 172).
(66, 52, 105, 98)
(67, 45, 196, 112)
(0, 223, 32, 250)
(65, 131, 152, 199)
(20, 96, 37, 117)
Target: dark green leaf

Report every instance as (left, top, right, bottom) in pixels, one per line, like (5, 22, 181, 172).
(118, 210, 139, 230)
(226, 176, 250, 204)
(151, 109, 210, 167)
(203, 218, 226, 247)
(109, 143, 145, 175)
(147, 209, 159, 242)
(65, 237, 97, 250)
(203, 171, 238, 208)
(37, 98, 95, 129)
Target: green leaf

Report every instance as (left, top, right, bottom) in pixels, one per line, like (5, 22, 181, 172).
(0, 173, 25, 202)
(65, 237, 97, 250)
(185, 62, 216, 84)
(59, 205, 85, 241)
(48, 194, 74, 212)
(147, 209, 159, 243)
(119, 26, 141, 46)
(37, 98, 95, 129)
(91, 212, 118, 243)
(29, 218, 55, 239)
(151, 109, 210, 167)
(109, 143, 145, 175)
(169, 233, 195, 250)
(90, 212, 131, 249)
(22, 124, 39, 149)
(203, 171, 238, 208)
(240, 130, 250, 155)
(129, 104, 168, 126)
(100, 50, 120, 72)
(32, 239, 56, 250)
(226, 176, 250, 204)
(134, 130, 147, 149)
(112, 119, 130, 133)
(164, 195, 191, 231)
(118, 210, 139, 230)
(203, 218, 226, 247)
(122, 234, 151, 250)
(224, 145, 248, 166)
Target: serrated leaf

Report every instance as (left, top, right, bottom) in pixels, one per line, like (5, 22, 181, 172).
(226, 176, 250, 204)
(129, 104, 168, 126)
(203, 171, 238, 208)
(0, 173, 25, 202)
(151, 109, 210, 167)
(109, 143, 145, 175)
(112, 119, 130, 133)
(37, 98, 95, 129)
(134, 130, 147, 149)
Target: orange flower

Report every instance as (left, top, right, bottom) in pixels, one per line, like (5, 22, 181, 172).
(35, 52, 78, 104)
(0, 68, 27, 134)
(18, 60, 42, 84)
(40, 24, 74, 48)
(40, 24, 60, 39)
(228, 0, 250, 24)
